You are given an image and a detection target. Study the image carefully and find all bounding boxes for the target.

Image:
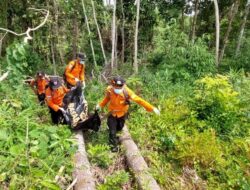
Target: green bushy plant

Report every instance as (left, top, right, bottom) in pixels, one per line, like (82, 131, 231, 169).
(97, 170, 129, 190)
(0, 83, 75, 189)
(87, 144, 113, 168)
(148, 22, 215, 82)
(191, 75, 244, 136)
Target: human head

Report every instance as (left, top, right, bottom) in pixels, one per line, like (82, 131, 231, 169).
(36, 71, 45, 78)
(111, 76, 126, 88)
(49, 77, 62, 90)
(76, 52, 86, 65)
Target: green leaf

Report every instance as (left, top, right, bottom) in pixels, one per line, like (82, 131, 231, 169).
(40, 180, 61, 190)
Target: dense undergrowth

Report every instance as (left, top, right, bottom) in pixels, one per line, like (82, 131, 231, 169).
(0, 43, 76, 189)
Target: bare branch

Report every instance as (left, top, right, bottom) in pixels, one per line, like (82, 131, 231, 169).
(66, 178, 77, 190)
(0, 71, 9, 82)
(0, 32, 8, 42)
(0, 8, 49, 43)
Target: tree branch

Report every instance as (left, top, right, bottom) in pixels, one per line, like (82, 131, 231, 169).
(0, 71, 9, 82)
(0, 8, 49, 43)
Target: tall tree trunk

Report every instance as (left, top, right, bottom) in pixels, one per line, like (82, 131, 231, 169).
(191, 0, 199, 43)
(51, 41, 57, 75)
(120, 0, 125, 64)
(81, 0, 97, 67)
(53, 0, 64, 65)
(219, 1, 239, 63)
(0, 0, 7, 57)
(235, 0, 250, 56)
(111, 0, 117, 71)
(181, 8, 185, 31)
(91, 0, 107, 65)
(72, 15, 78, 59)
(133, 0, 141, 74)
(214, 0, 220, 67)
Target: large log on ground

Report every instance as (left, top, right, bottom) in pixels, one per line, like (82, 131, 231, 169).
(119, 126, 161, 190)
(73, 130, 96, 190)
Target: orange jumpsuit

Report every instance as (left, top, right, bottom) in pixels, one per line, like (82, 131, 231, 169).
(65, 60, 85, 86)
(30, 78, 48, 95)
(99, 85, 154, 118)
(45, 86, 69, 112)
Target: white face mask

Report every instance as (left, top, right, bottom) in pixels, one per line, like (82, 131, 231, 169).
(114, 88, 123, 94)
(80, 60, 85, 64)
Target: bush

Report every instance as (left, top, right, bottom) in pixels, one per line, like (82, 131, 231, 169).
(191, 75, 243, 136)
(148, 22, 215, 82)
(97, 171, 130, 190)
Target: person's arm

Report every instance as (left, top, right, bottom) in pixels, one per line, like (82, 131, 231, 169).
(79, 65, 85, 81)
(65, 61, 76, 79)
(30, 79, 37, 94)
(45, 89, 60, 111)
(127, 87, 154, 112)
(99, 88, 111, 108)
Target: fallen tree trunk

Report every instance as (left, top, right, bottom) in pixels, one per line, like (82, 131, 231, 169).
(119, 126, 161, 190)
(73, 130, 96, 190)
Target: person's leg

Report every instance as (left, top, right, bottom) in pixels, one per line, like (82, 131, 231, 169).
(117, 115, 126, 132)
(107, 115, 119, 151)
(38, 93, 45, 105)
(49, 108, 60, 124)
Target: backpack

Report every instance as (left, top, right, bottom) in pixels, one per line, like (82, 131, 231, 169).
(63, 61, 77, 83)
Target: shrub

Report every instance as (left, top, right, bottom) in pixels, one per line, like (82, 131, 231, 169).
(191, 75, 242, 135)
(148, 22, 215, 82)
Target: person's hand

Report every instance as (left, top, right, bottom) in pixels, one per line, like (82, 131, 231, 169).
(95, 104, 101, 111)
(59, 107, 66, 114)
(153, 107, 160, 115)
(75, 78, 79, 82)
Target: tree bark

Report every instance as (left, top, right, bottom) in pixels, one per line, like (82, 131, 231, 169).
(235, 0, 250, 56)
(119, 126, 161, 190)
(133, 0, 141, 74)
(72, 15, 78, 59)
(0, 0, 8, 56)
(53, 0, 65, 65)
(190, 0, 199, 43)
(219, 1, 239, 63)
(120, 0, 125, 64)
(51, 41, 57, 75)
(81, 0, 97, 67)
(91, 0, 107, 65)
(214, 0, 220, 67)
(73, 130, 96, 190)
(111, 0, 117, 71)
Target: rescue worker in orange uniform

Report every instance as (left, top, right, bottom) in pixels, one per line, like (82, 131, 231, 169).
(45, 77, 70, 124)
(64, 53, 86, 89)
(96, 77, 160, 152)
(30, 71, 49, 105)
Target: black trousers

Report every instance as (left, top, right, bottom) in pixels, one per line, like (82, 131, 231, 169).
(49, 108, 65, 124)
(38, 93, 45, 105)
(107, 115, 126, 147)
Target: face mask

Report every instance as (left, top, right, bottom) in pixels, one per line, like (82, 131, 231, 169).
(114, 88, 123, 94)
(80, 60, 85, 65)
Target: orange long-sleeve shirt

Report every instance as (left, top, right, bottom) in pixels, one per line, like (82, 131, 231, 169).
(30, 77, 49, 95)
(45, 86, 69, 111)
(99, 85, 154, 118)
(65, 60, 85, 86)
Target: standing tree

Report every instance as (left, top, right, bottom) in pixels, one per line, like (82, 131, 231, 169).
(235, 0, 250, 56)
(111, 0, 117, 70)
(214, 0, 220, 67)
(133, 0, 141, 74)
(81, 0, 97, 67)
(91, 0, 107, 65)
(219, 1, 239, 63)
(190, 0, 200, 43)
